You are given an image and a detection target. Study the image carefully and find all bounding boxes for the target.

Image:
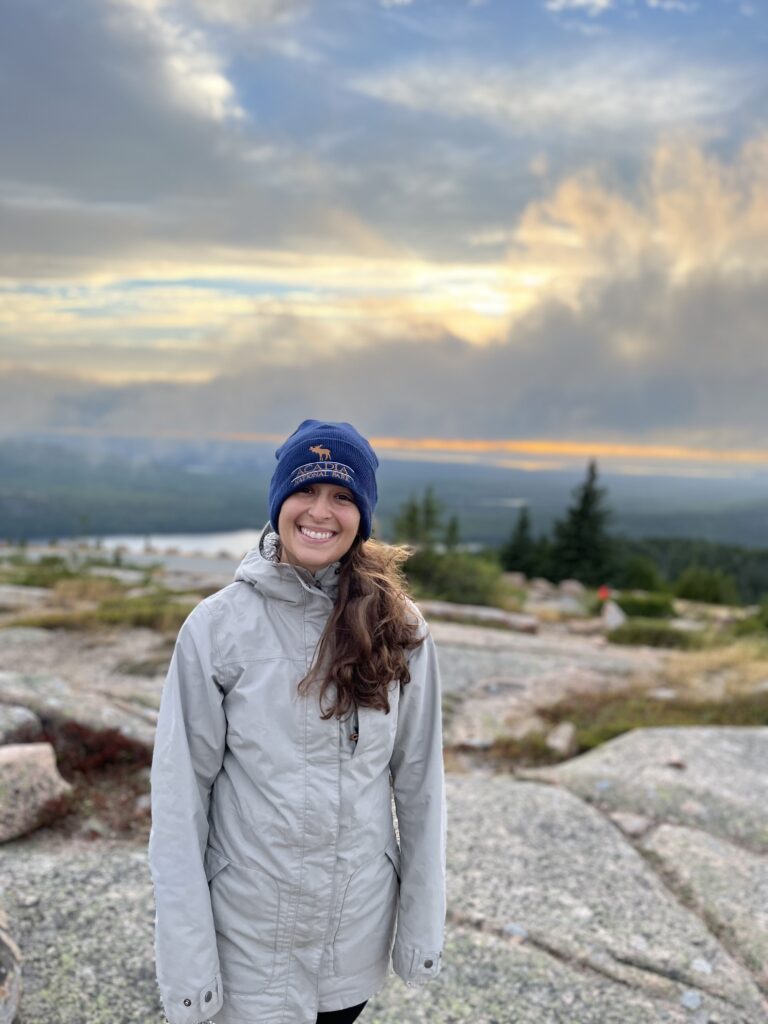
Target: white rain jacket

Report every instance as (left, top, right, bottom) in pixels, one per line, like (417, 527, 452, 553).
(148, 529, 447, 1024)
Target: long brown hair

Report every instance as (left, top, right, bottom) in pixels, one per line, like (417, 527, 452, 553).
(298, 535, 424, 719)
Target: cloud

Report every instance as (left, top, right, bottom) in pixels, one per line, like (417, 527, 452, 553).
(507, 134, 768, 305)
(4, 132, 767, 446)
(545, 0, 614, 14)
(177, 0, 311, 27)
(105, 0, 246, 123)
(3, 259, 767, 446)
(352, 51, 754, 137)
(545, 0, 698, 13)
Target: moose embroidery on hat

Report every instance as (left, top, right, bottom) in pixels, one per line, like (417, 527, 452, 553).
(309, 444, 331, 461)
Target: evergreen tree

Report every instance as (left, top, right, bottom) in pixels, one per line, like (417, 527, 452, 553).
(550, 460, 614, 585)
(393, 494, 422, 543)
(444, 514, 461, 552)
(422, 485, 443, 545)
(532, 534, 553, 580)
(500, 506, 536, 576)
(393, 486, 445, 547)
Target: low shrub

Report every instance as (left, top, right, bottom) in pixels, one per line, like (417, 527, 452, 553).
(7, 609, 98, 630)
(405, 549, 504, 607)
(612, 554, 667, 593)
(616, 592, 675, 619)
(95, 591, 194, 632)
(607, 618, 706, 650)
(731, 600, 768, 638)
(11, 555, 79, 588)
(674, 565, 740, 605)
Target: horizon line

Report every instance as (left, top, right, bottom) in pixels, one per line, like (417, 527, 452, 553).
(39, 426, 768, 465)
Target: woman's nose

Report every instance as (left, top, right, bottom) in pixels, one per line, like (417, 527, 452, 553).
(307, 492, 332, 518)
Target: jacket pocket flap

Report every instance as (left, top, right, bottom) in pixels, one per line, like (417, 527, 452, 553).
(204, 845, 230, 883)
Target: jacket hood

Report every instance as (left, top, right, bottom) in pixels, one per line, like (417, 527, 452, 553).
(234, 522, 341, 604)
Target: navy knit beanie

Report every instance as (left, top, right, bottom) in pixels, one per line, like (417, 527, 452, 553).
(268, 420, 379, 540)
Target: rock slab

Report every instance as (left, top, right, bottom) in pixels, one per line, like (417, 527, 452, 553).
(445, 774, 767, 1018)
(0, 744, 72, 843)
(521, 726, 768, 852)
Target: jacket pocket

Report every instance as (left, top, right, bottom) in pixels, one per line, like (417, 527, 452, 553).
(332, 840, 400, 976)
(206, 854, 280, 996)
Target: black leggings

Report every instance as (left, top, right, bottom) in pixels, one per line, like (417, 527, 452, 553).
(316, 1000, 367, 1024)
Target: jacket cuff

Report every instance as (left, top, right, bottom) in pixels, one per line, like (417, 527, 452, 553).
(392, 943, 443, 987)
(161, 971, 223, 1024)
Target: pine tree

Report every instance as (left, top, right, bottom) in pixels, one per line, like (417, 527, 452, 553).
(422, 485, 442, 545)
(550, 460, 614, 585)
(393, 486, 445, 547)
(393, 494, 422, 543)
(444, 514, 461, 552)
(500, 506, 536, 576)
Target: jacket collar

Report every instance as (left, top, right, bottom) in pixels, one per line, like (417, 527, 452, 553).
(234, 522, 340, 604)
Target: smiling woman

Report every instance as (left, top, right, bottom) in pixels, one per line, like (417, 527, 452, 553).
(277, 483, 361, 572)
(148, 419, 447, 1024)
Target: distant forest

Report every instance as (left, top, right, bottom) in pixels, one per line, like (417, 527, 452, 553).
(2, 437, 768, 602)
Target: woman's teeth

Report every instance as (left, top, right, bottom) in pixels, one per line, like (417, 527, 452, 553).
(298, 526, 335, 540)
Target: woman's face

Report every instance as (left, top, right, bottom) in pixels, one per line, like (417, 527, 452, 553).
(277, 482, 361, 572)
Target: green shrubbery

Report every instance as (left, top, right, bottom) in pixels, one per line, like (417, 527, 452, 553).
(10, 588, 194, 633)
(731, 600, 768, 638)
(615, 592, 675, 619)
(549, 689, 768, 752)
(674, 565, 740, 605)
(94, 591, 194, 631)
(607, 618, 706, 650)
(7, 554, 79, 588)
(405, 549, 504, 607)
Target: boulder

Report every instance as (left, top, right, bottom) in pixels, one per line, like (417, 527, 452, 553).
(0, 705, 43, 745)
(545, 720, 578, 757)
(559, 579, 586, 597)
(602, 599, 627, 630)
(520, 726, 768, 853)
(0, 744, 72, 843)
(0, 587, 50, 613)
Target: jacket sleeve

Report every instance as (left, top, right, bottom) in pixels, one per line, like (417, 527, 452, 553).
(148, 601, 227, 1024)
(389, 617, 447, 987)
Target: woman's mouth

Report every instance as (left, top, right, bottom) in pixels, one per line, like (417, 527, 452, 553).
(297, 525, 337, 542)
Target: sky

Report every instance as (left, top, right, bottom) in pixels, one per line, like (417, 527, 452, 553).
(1, 0, 768, 463)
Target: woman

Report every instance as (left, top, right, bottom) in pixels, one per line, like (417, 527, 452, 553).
(148, 420, 447, 1024)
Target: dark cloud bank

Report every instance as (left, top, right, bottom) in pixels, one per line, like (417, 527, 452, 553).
(2, 266, 766, 447)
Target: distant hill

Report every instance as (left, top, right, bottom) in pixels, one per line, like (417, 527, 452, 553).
(1, 433, 766, 549)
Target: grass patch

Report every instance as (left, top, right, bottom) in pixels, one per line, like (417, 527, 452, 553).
(662, 639, 768, 701)
(53, 576, 126, 603)
(6, 554, 80, 588)
(94, 591, 195, 631)
(7, 609, 99, 630)
(543, 684, 768, 752)
(8, 589, 196, 632)
(608, 618, 708, 650)
(487, 732, 560, 767)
